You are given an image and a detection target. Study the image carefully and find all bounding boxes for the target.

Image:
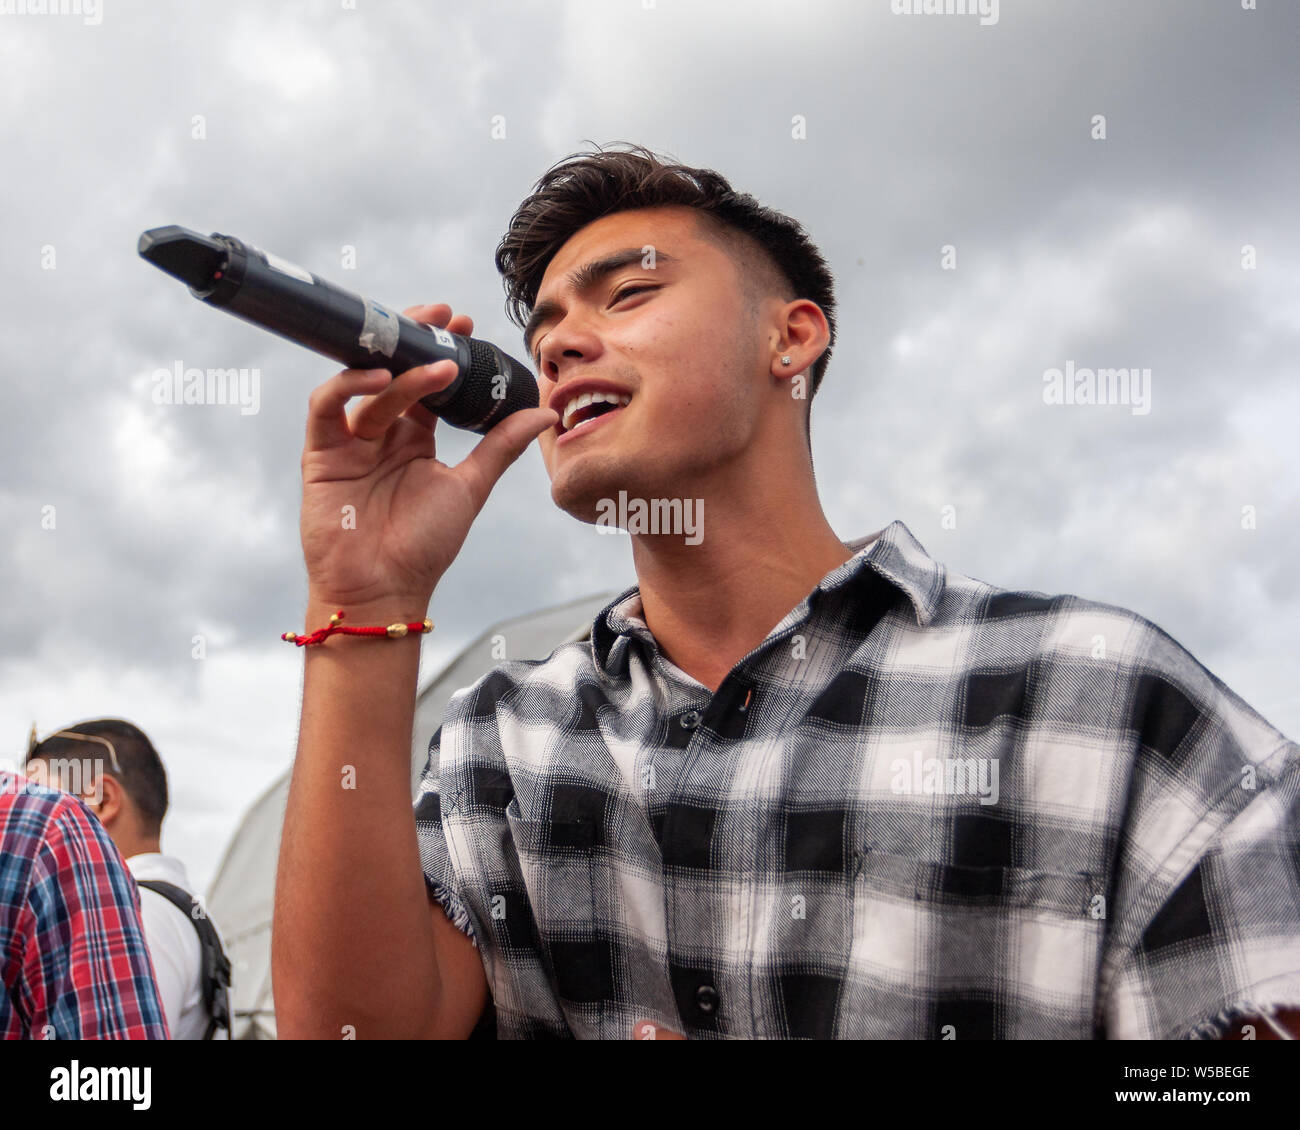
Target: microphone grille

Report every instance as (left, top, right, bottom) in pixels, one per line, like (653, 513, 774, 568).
(443, 339, 539, 434)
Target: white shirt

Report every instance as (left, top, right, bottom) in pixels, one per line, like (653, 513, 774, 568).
(127, 853, 228, 1040)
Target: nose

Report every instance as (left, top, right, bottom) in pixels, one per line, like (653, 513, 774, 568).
(540, 352, 571, 385)
(537, 310, 604, 384)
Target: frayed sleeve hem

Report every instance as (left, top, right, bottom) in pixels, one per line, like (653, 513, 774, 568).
(425, 875, 478, 950)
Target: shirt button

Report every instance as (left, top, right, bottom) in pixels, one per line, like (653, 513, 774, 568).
(679, 709, 702, 730)
(695, 984, 719, 1015)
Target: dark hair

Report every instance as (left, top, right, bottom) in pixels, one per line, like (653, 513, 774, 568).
(495, 142, 837, 434)
(30, 718, 169, 836)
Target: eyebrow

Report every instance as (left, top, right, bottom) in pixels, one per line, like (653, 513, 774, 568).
(524, 248, 679, 358)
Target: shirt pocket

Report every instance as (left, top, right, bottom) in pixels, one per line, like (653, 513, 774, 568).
(845, 850, 1104, 1038)
(504, 799, 607, 1036)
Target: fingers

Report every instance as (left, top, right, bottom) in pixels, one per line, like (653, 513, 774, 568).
(402, 302, 449, 323)
(304, 303, 473, 452)
(400, 397, 440, 431)
(385, 301, 475, 433)
(305, 368, 392, 451)
(402, 302, 474, 339)
(452, 406, 560, 512)
(349, 361, 459, 442)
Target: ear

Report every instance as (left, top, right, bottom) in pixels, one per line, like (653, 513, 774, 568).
(89, 773, 127, 826)
(771, 298, 830, 386)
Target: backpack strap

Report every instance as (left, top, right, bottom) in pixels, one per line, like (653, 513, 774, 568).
(137, 879, 233, 1040)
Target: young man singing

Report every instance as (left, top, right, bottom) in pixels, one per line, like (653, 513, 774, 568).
(273, 144, 1300, 1040)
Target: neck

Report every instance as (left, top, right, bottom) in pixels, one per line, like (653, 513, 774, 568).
(120, 833, 162, 860)
(628, 430, 854, 693)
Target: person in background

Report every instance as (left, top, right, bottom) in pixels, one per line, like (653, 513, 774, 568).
(0, 763, 168, 1039)
(26, 719, 231, 1040)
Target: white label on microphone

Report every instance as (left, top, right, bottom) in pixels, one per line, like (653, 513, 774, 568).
(359, 299, 400, 357)
(430, 327, 455, 349)
(262, 250, 315, 285)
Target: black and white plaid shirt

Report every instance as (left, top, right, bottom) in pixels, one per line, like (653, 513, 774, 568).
(414, 519, 1300, 1039)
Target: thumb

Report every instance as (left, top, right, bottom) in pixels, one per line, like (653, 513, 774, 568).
(452, 406, 558, 510)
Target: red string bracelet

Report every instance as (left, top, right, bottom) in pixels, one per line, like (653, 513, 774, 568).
(281, 609, 434, 647)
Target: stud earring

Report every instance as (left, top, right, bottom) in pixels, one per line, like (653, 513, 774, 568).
(780, 356, 792, 366)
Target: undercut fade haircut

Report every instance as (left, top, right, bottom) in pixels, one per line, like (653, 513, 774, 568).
(30, 718, 169, 837)
(495, 142, 837, 442)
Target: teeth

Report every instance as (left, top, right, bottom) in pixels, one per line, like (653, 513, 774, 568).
(561, 390, 631, 432)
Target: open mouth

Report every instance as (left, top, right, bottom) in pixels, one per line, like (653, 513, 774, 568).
(559, 390, 632, 435)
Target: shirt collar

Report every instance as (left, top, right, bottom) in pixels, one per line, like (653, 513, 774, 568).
(126, 852, 191, 888)
(589, 519, 946, 676)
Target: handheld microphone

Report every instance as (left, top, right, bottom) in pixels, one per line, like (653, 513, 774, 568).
(138, 225, 539, 434)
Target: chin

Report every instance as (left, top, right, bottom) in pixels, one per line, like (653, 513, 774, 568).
(549, 448, 671, 527)
(549, 458, 627, 525)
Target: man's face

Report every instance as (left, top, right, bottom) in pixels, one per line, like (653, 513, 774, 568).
(527, 206, 766, 523)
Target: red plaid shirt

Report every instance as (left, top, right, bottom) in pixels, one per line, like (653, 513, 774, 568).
(1, 773, 169, 1039)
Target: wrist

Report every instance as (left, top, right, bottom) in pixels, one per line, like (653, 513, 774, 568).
(303, 592, 433, 630)
(307, 583, 432, 609)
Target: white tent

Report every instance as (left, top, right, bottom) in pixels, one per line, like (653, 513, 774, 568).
(205, 590, 622, 1039)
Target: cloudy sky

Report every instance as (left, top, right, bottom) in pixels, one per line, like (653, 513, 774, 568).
(2, 0, 1296, 892)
